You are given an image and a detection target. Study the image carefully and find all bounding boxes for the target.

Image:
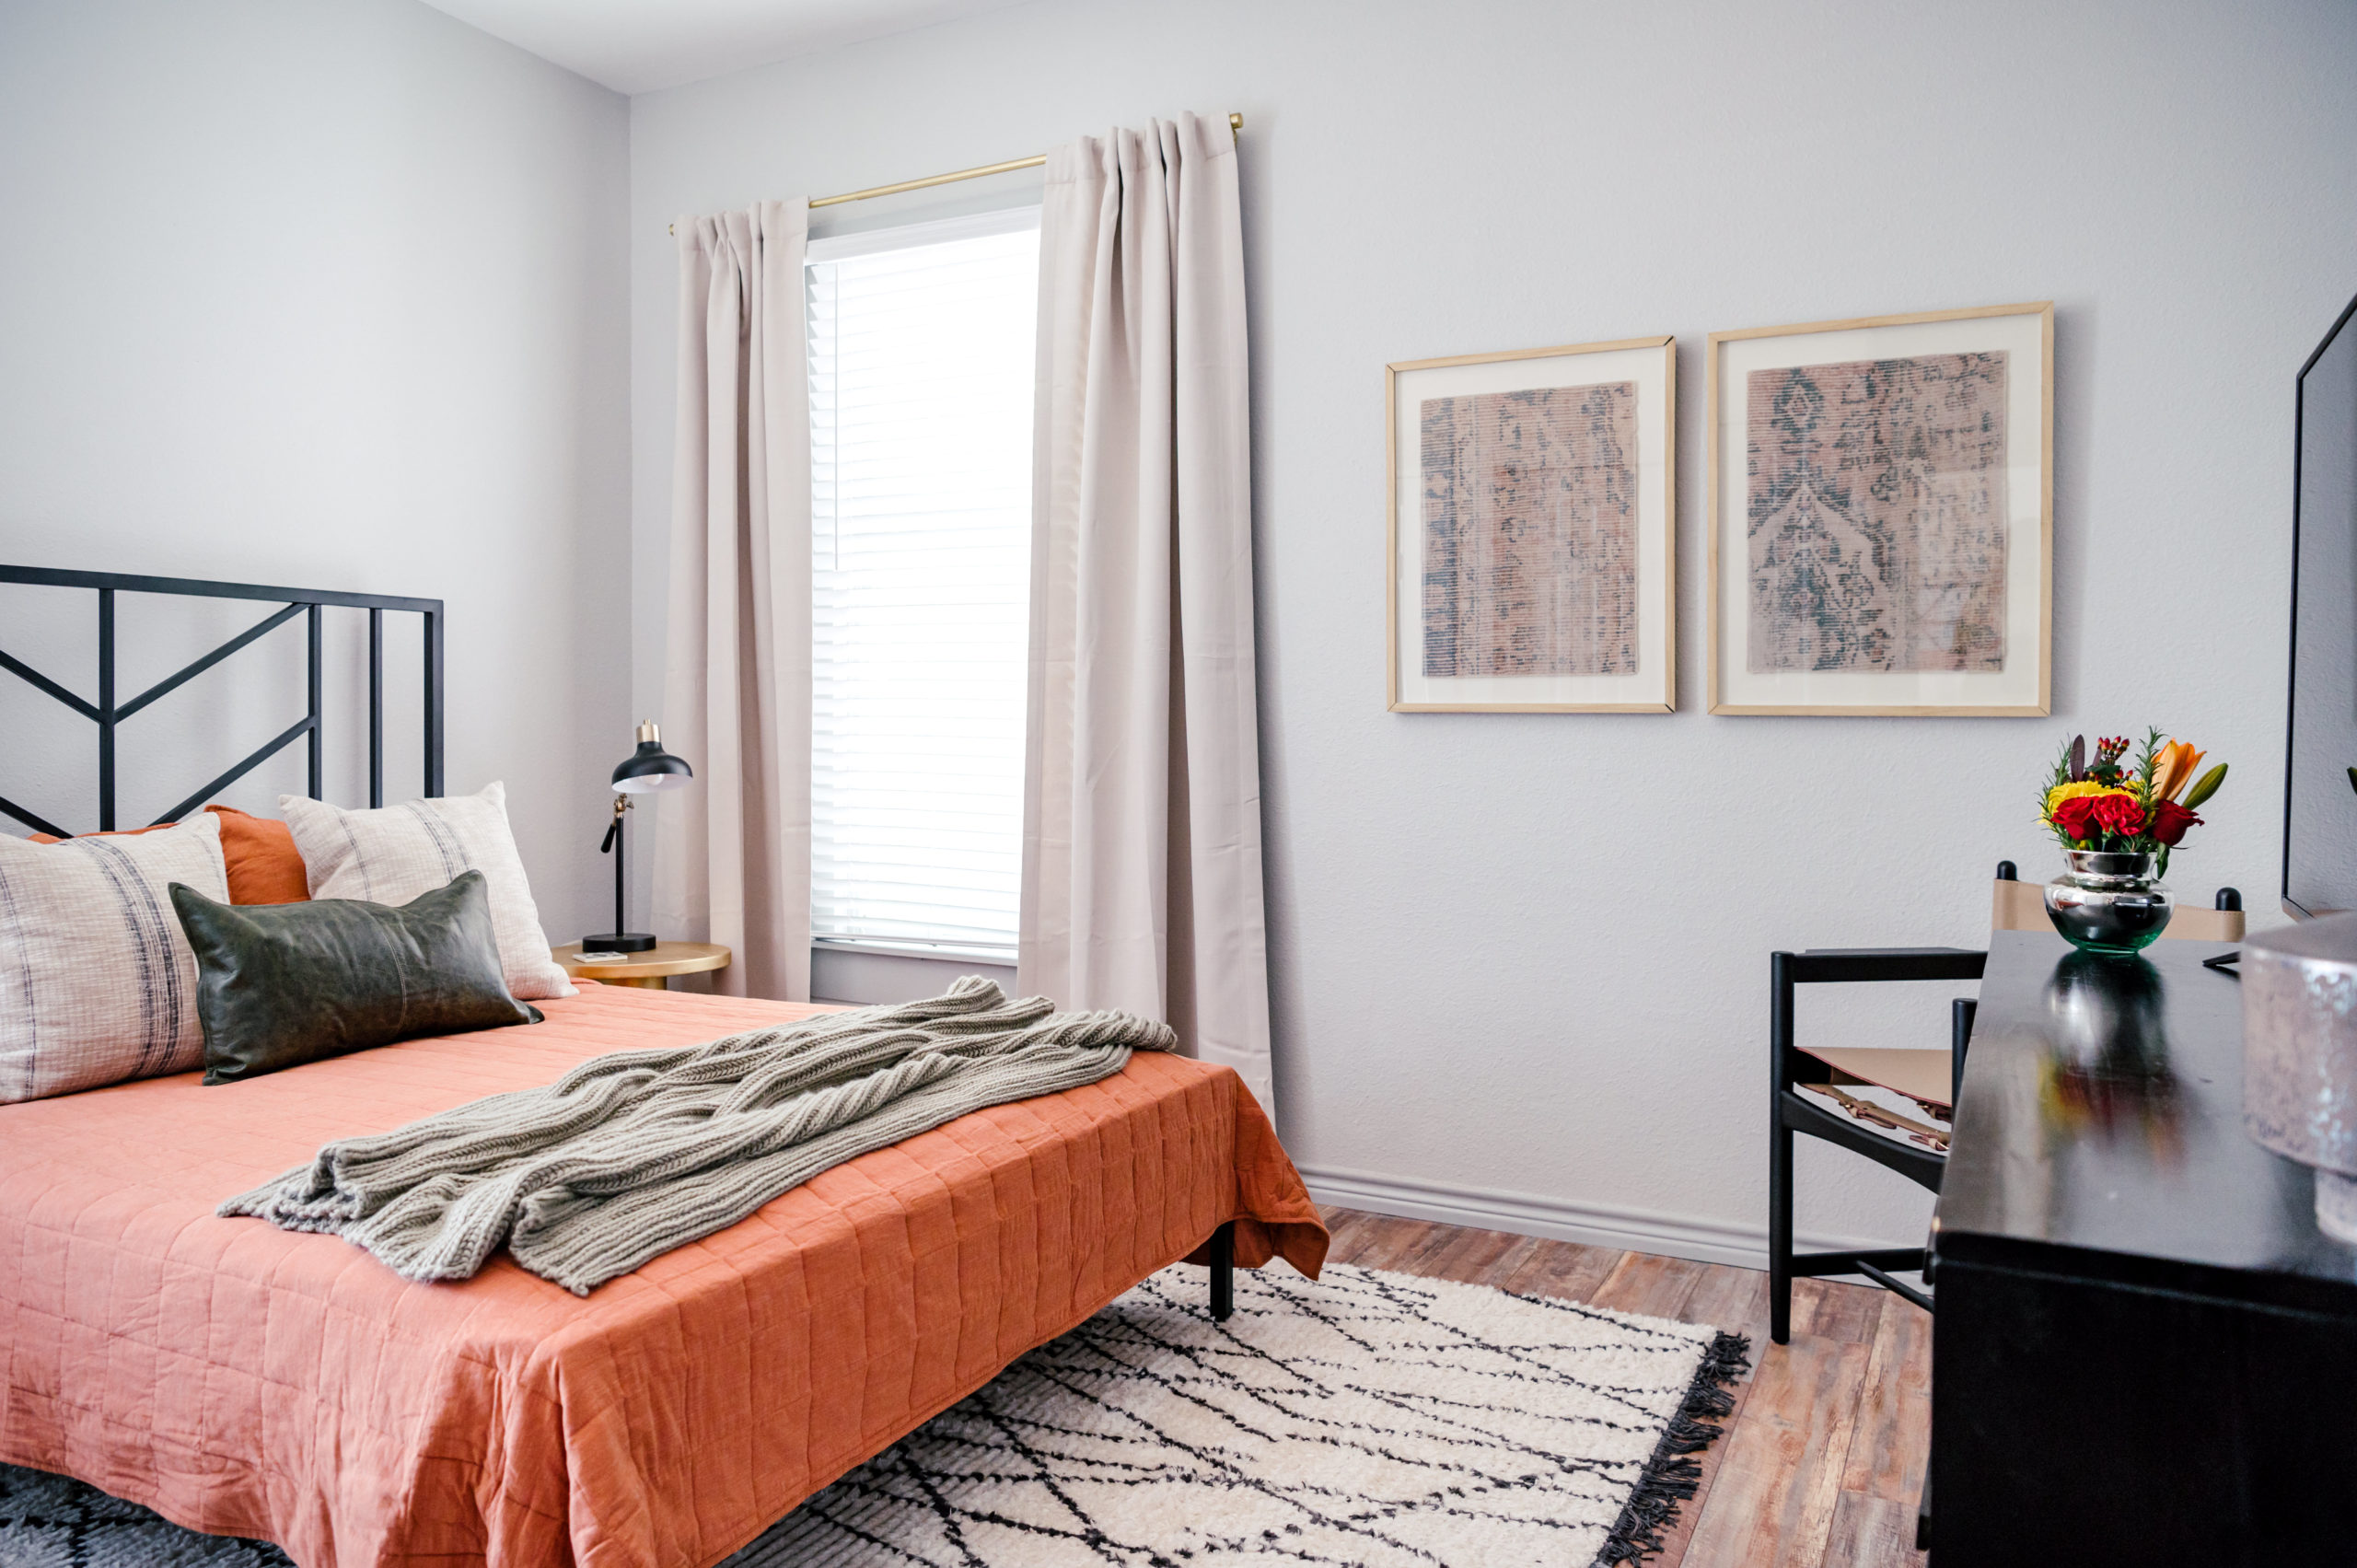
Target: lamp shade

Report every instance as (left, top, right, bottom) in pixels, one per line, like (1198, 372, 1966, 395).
(612, 720, 692, 794)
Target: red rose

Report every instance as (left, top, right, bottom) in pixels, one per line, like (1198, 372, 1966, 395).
(2053, 792, 2149, 843)
(2151, 799, 2203, 846)
(2090, 794, 2147, 839)
(2051, 796, 2100, 842)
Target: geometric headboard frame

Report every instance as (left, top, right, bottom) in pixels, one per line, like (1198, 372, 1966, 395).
(0, 565, 444, 837)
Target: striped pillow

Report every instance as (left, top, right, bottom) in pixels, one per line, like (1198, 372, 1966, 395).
(278, 783, 575, 1002)
(0, 811, 229, 1103)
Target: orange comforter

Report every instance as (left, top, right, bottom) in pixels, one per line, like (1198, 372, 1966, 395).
(0, 982, 1326, 1567)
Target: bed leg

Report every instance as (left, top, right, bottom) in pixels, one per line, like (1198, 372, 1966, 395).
(1209, 1221, 1235, 1321)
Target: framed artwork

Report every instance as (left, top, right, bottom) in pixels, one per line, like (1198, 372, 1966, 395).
(1706, 302, 2053, 716)
(1387, 335, 1677, 713)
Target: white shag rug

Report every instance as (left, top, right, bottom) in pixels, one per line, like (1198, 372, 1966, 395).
(0, 1261, 1745, 1568)
(741, 1260, 1745, 1567)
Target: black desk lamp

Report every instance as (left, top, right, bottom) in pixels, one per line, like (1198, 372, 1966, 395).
(582, 721, 692, 954)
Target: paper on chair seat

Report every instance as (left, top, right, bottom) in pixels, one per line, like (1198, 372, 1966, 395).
(1795, 1080, 1951, 1153)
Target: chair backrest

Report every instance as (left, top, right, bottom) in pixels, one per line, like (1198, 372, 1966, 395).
(1991, 863, 2245, 942)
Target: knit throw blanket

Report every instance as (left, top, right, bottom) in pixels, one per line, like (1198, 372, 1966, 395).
(220, 978, 1173, 1295)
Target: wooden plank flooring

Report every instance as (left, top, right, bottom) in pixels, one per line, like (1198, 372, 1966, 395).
(1318, 1205, 1929, 1568)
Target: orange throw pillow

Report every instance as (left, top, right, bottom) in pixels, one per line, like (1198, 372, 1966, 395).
(204, 805, 311, 904)
(27, 805, 309, 905)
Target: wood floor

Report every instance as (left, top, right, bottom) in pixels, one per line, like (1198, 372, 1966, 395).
(1318, 1205, 1929, 1568)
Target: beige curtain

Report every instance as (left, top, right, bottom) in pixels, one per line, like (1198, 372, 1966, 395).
(655, 200, 812, 1002)
(1021, 113, 1275, 1112)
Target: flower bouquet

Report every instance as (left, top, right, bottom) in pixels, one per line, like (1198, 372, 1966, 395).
(2036, 731, 2227, 954)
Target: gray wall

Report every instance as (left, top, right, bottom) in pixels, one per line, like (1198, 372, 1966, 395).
(628, 0, 2357, 1262)
(0, 0, 633, 943)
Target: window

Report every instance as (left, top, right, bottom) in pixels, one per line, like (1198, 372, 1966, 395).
(807, 210, 1039, 962)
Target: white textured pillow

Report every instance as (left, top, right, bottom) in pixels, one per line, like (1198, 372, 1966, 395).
(278, 783, 575, 1001)
(0, 812, 229, 1103)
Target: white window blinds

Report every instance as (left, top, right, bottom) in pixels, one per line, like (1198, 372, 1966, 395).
(806, 210, 1039, 961)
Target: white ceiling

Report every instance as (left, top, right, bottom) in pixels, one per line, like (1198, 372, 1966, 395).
(418, 0, 1028, 95)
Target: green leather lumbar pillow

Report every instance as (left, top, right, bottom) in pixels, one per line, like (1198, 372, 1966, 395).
(168, 869, 542, 1086)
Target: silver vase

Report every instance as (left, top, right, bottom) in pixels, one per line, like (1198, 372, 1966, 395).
(2043, 849, 2175, 956)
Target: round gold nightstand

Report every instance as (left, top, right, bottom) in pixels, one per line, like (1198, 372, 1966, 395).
(552, 941, 731, 990)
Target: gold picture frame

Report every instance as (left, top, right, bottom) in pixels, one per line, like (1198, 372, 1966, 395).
(1386, 335, 1678, 713)
(1705, 301, 2053, 716)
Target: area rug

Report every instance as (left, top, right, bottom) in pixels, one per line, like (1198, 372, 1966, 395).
(0, 1262, 1746, 1568)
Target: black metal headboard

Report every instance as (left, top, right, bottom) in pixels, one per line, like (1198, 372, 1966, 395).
(0, 566, 444, 837)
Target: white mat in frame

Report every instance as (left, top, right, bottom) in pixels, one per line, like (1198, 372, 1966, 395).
(1706, 301, 2053, 717)
(1388, 335, 1678, 714)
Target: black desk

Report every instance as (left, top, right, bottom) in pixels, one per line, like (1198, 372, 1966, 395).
(1930, 929, 2357, 1563)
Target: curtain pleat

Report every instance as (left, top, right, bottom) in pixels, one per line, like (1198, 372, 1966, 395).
(655, 201, 814, 1002)
(1022, 113, 1275, 1113)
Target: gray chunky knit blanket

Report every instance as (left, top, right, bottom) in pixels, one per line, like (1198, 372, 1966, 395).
(220, 978, 1173, 1295)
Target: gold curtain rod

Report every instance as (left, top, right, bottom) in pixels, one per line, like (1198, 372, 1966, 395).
(671, 112, 1241, 235)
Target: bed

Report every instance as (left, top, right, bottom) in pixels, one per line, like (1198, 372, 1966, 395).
(0, 569, 1327, 1567)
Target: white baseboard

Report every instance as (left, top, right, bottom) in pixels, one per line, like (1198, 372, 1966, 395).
(1297, 1163, 1908, 1274)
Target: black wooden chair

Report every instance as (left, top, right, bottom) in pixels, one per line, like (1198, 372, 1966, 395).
(1767, 946, 1983, 1344)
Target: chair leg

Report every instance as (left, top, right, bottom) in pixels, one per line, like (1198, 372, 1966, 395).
(1769, 951, 1796, 1345)
(1208, 1221, 1235, 1321)
(1952, 997, 1978, 1108)
(1769, 1115, 1794, 1344)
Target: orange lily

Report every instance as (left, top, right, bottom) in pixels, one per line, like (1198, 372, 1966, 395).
(2151, 739, 2205, 802)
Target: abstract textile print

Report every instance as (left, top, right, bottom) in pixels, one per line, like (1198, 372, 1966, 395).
(1747, 352, 2008, 674)
(1422, 382, 1640, 679)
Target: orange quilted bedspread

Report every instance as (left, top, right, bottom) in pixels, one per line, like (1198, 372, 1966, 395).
(0, 982, 1327, 1568)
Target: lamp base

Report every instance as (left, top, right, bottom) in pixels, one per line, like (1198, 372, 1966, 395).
(580, 932, 657, 954)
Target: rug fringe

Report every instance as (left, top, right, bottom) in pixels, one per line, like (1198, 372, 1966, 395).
(1593, 1330, 1751, 1565)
